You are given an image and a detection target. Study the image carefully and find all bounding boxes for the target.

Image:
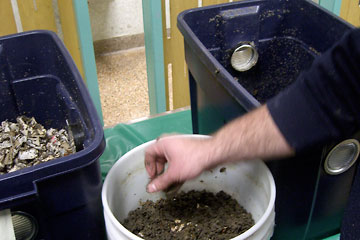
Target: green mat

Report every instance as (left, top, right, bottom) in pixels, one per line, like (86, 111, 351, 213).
(323, 234, 340, 240)
(99, 109, 340, 240)
(99, 110, 192, 180)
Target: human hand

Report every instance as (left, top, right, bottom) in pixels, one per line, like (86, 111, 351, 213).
(144, 135, 216, 193)
(144, 106, 294, 193)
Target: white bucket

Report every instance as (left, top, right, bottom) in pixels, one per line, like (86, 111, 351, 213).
(102, 135, 276, 240)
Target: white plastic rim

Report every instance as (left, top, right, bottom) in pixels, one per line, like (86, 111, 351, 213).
(102, 134, 276, 240)
(102, 139, 157, 240)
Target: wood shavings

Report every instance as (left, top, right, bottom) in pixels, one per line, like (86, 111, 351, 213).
(96, 47, 150, 127)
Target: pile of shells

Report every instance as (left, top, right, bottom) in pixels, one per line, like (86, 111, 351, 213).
(0, 116, 76, 174)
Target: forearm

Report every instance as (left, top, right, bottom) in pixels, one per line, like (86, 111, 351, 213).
(207, 105, 294, 167)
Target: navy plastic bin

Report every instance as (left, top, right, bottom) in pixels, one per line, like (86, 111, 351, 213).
(178, 0, 355, 239)
(0, 31, 105, 239)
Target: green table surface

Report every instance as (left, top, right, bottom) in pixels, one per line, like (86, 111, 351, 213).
(100, 110, 193, 180)
(99, 109, 340, 240)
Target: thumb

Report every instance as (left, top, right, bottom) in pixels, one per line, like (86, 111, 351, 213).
(146, 172, 174, 193)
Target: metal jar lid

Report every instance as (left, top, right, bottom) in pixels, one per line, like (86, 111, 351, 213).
(230, 42, 259, 72)
(324, 139, 360, 175)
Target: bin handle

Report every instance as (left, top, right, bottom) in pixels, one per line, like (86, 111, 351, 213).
(0, 190, 37, 208)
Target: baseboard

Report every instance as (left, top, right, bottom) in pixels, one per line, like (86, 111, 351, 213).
(93, 33, 145, 55)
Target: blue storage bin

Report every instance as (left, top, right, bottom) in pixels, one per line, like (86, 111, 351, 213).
(0, 30, 105, 239)
(178, 0, 355, 239)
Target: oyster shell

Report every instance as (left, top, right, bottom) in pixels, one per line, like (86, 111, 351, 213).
(0, 116, 77, 174)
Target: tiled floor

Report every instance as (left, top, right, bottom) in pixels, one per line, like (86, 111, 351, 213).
(95, 47, 150, 127)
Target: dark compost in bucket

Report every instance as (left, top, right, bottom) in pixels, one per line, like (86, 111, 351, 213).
(122, 190, 254, 240)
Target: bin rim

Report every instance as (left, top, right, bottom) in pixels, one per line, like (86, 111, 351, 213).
(177, 1, 263, 111)
(177, 0, 355, 111)
(0, 30, 105, 206)
(0, 29, 105, 168)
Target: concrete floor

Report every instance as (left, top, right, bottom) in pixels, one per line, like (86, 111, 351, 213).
(95, 47, 150, 127)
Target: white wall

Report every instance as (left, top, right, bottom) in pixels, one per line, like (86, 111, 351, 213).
(88, 0, 144, 42)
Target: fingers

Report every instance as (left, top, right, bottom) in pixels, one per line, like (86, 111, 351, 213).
(144, 142, 165, 178)
(145, 135, 207, 193)
(146, 170, 174, 193)
(156, 161, 165, 177)
(144, 150, 157, 178)
(144, 138, 174, 193)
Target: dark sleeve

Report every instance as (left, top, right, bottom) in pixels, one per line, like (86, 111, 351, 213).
(267, 28, 360, 152)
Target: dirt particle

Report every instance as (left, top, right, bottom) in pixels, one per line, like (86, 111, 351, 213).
(208, 17, 216, 23)
(220, 167, 226, 173)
